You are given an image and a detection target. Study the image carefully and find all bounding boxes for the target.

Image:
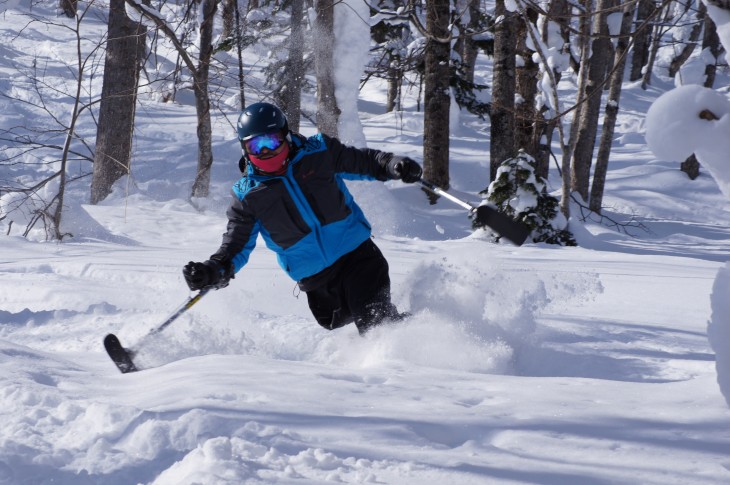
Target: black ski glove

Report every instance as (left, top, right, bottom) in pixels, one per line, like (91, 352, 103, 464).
(388, 156, 422, 183)
(183, 259, 234, 291)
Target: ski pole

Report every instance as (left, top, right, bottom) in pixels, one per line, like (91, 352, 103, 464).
(148, 287, 211, 336)
(418, 179, 475, 211)
(104, 287, 211, 373)
(417, 179, 531, 246)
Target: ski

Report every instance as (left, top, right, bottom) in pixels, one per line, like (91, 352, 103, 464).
(417, 179, 531, 246)
(104, 333, 139, 374)
(474, 205, 531, 246)
(103, 289, 210, 374)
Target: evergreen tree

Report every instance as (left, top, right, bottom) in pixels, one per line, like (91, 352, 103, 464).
(479, 150, 576, 246)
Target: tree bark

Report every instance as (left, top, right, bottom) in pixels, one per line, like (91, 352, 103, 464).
(423, 0, 451, 195)
(234, 0, 245, 109)
(703, 13, 721, 88)
(454, 0, 480, 84)
(222, 0, 236, 40)
(641, 2, 672, 89)
(630, 0, 654, 81)
(533, 0, 570, 179)
(59, 0, 77, 17)
(191, 0, 218, 198)
(668, 2, 706, 79)
(386, 67, 402, 112)
(91, 0, 146, 204)
(589, 0, 634, 213)
(489, 0, 517, 181)
(681, 154, 701, 179)
(514, 7, 539, 157)
(279, 0, 305, 132)
(123, 0, 221, 200)
(314, 0, 339, 136)
(571, 0, 611, 202)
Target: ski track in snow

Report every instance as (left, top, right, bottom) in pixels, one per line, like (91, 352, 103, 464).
(2, 203, 730, 484)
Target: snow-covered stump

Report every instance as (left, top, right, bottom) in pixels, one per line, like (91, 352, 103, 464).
(646, 83, 730, 408)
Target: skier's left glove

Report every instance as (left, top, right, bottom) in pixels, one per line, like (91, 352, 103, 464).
(183, 259, 234, 291)
(388, 156, 422, 183)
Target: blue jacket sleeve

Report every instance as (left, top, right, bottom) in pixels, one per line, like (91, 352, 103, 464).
(211, 192, 259, 273)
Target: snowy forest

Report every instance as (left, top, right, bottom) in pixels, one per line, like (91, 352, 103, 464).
(2, 0, 728, 239)
(2, 0, 730, 484)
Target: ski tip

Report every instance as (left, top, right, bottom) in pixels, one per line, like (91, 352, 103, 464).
(474, 205, 531, 246)
(103, 333, 139, 374)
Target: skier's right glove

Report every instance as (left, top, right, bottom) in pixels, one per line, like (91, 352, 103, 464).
(183, 259, 234, 291)
(388, 156, 422, 183)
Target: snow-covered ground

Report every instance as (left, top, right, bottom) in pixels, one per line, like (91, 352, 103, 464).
(2, 3, 730, 484)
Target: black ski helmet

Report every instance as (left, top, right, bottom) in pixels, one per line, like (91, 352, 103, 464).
(237, 102, 289, 142)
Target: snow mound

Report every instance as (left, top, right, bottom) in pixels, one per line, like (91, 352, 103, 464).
(709, 263, 730, 408)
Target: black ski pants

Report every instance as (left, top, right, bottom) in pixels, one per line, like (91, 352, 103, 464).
(299, 238, 399, 335)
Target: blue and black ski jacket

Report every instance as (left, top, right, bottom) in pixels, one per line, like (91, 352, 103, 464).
(211, 133, 395, 282)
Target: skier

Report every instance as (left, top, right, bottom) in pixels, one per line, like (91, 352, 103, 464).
(183, 102, 423, 335)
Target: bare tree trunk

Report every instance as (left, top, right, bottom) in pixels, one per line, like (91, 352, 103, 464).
(490, 0, 517, 181)
(222, 0, 236, 40)
(454, 0, 480, 84)
(372, 17, 405, 113)
(571, 0, 611, 201)
(279, 0, 305, 132)
(234, 0, 245, 109)
(386, 68, 402, 112)
(422, 0, 451, 195)
(560, 0, 593, 214)
(91, 0, 146, 204)
(533, 0, 570, 179)
(669, 2, 706, 78)
(53, 5, 94, 238)
(678, 5, 723, 180)
(630, 0, 654, 81)
(514, 7, 539, 157)
(589, 0, 634, 213)
(124, 0, 222, 200)
(703, 13, 721, 88)
(59, 0, 77, 18)
(314, 0, 339, 136)
(681, 154, 701, 179)
(641, 2, 672, 89)
(191, 0, 218, 198)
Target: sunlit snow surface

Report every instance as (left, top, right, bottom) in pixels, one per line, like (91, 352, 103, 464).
(2, 4, 730, 484)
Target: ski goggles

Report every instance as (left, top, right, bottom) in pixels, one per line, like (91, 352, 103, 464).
(244, 132, 285, 156)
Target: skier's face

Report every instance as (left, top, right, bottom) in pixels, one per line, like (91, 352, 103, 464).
(246, 131, 290, 174)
